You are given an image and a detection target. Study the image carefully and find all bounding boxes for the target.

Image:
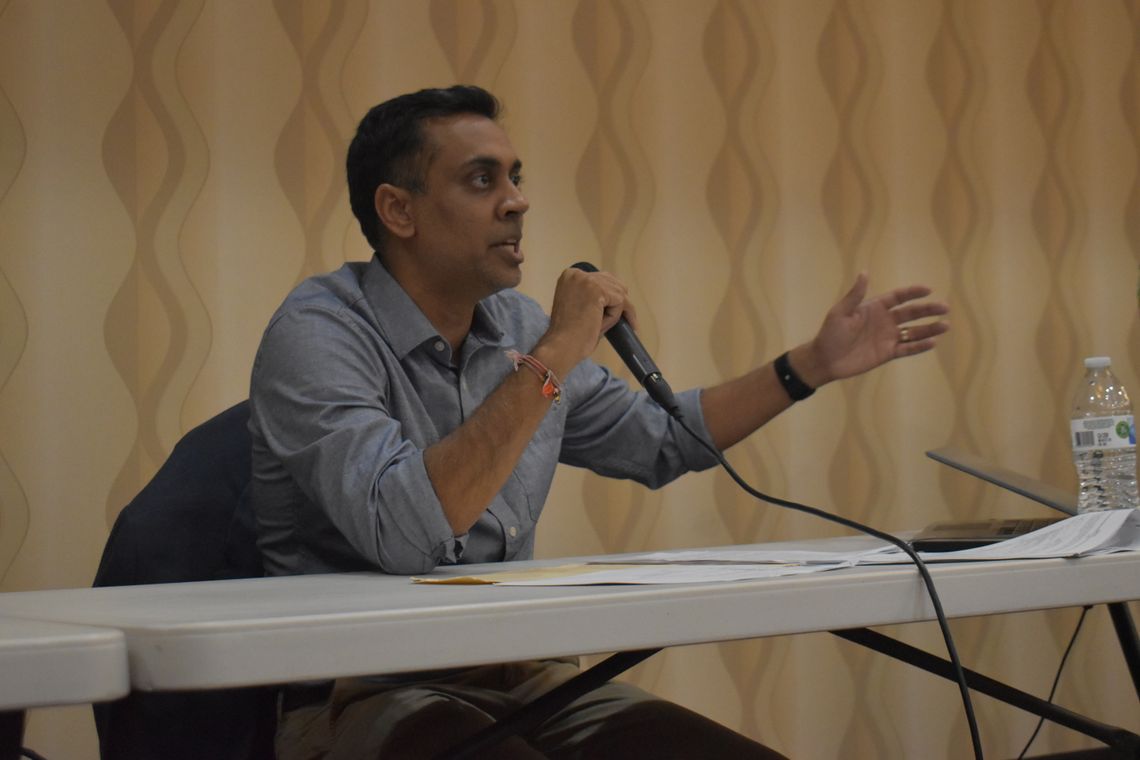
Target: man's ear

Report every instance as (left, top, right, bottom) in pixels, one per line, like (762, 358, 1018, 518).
(374, 184, 415, 240)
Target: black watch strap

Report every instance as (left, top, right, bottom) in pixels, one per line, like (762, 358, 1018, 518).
(774, 351, 815, 402)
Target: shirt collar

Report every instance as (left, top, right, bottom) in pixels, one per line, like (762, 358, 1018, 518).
(361, 256, 507, 359)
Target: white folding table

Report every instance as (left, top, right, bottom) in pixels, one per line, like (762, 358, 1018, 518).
(0, 617, 128, 760)
(0, 537, 1136, 756)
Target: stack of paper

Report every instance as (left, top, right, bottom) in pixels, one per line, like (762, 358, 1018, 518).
(412, 509, 1140, 587)
(869, 507, 1140, 564)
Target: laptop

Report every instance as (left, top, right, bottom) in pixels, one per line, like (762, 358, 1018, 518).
(913, 446, 1077, 551)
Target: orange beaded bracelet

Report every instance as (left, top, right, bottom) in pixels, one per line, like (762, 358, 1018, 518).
(506, 349, 562, 405)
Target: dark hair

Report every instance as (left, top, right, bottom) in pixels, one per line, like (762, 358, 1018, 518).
(346, 85, 501, 251)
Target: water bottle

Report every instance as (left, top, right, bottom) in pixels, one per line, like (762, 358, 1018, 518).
(1070, 356, 1139, 513)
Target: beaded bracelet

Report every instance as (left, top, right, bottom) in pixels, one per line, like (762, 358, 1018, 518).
(506, 349, 562, 405)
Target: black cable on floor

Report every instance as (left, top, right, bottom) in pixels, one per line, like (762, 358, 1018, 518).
(673, 413, 984, 760)
(1016, 605, 1092, 759)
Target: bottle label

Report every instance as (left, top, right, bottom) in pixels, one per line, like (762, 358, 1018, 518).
(1071, 415, 1136, 451)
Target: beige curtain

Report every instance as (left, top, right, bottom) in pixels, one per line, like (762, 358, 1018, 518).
(2, 0, 1138, 756)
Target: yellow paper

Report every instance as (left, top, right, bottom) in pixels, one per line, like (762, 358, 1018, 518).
(412, 563, 631, 585)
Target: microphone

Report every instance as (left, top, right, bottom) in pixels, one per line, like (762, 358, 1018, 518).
(571, 262, 681, 418)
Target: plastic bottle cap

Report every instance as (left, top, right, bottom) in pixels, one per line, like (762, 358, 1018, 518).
(1084, 356, 1111, 368)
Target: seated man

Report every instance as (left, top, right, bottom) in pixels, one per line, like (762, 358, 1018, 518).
(249, 84, 948, 759)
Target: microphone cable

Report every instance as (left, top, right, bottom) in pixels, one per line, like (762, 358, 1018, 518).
(669, 411, 985, 760)
(567, 260, 980, 755)
(1015, 605, 1092, 759)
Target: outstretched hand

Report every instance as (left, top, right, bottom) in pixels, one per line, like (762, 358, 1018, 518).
(808, 272, 949, 385)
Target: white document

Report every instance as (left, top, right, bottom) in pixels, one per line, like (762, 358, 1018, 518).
(601, 545, 894, 566)
(492, 562, 846, 586)
(413, 560, 847, 586)
(414, 510, 1140, 587)
(868, 509, 1140, 564)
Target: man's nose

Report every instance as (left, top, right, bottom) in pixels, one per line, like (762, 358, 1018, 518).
(500, 185, 529, 217)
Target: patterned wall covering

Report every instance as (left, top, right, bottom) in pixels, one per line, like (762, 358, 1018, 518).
(1, 0, 1138, 756)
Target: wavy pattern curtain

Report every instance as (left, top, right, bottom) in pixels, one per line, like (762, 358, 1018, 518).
(1, 1, 1138, 756)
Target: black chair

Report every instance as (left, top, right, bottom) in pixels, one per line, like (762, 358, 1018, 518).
(92, 401, 276, 760)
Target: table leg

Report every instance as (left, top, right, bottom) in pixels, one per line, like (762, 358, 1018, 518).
(0, 709, 25, 760)
(1107, 602, 1140, 702)
(833, 627, 1140, 755)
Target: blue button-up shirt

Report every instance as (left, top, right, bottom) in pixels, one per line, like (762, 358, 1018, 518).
(249, 257, 716, 576)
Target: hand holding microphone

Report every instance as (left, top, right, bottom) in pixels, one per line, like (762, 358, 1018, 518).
(569, 262, 680, 417)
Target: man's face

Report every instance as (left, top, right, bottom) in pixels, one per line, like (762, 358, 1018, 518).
(403, 113, 529, 303)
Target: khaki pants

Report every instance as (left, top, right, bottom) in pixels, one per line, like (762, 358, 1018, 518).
(276, 659, 787, 759)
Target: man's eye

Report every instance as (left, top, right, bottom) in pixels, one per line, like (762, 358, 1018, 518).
(473, 174, 491, 187)
(510, 173, 523, 187)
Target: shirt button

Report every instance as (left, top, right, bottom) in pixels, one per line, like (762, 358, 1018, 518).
(508, 526, 518, 538)
(434, 341, 446, 352)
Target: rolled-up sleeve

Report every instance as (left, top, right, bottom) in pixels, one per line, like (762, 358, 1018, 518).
(250, 306, 456, 575)
(558, 360, 719, 486)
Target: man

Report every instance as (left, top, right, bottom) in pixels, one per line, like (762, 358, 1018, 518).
(249, 85, 948, 758)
